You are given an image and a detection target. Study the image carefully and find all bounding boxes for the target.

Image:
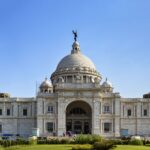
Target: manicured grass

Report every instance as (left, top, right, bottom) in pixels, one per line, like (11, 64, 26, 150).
(5, 145, 72, 150)
(1, 145, 150, 150)
(116, 145, 150, 150)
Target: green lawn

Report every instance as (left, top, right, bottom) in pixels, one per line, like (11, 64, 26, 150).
(4, 145, 72, 150)
(1, 145, 150, 150)
(116, 145, 150, 150)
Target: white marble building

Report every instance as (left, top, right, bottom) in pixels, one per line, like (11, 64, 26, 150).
(0, 36, 150, 138)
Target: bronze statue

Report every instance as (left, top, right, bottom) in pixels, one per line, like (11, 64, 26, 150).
(72, 30, 77, 41)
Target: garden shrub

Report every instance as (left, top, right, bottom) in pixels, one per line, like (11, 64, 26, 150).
(74, 134, 102, 144)
(129, 139, 143, 145)
(121, 136, 131, 140)
(74, 134, 90, 144)
(110, 139, 130, 145)
(141, 139, 150, 145)
(2, 140, 11, 147)
(121, 139, 130, 145)
(93, 141, 116, 150)
(29, 139, 37, 145)
(37, 137, 71, 144)
(16, 138, 29, 145)
(49, 138, 60, 144)
(145, 140, 150, 145)
(37, 140, 46, 144)
(110, 139, 123, 145)
(60, 138, 70, 144)
(0, 138, 29, 147)
(72, 144, 92, 150)
(91, 135, 103, 144)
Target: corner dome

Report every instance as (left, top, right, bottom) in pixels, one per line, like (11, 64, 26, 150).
(40, 78, 52, 88)
(102, 78, 112, 88)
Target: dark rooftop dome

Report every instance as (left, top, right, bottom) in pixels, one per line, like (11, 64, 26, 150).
(143, 92, 150, 98)
(0, 93, 10, 98)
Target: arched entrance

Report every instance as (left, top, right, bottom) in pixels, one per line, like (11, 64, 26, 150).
(66, 101, 92, 134)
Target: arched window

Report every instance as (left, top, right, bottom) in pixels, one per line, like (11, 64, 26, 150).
(57, 77, 64, 83)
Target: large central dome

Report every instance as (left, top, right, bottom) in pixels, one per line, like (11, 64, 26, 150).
(56, 41, 96, 71)
(56, 51, 96, 71)
(51, 39, 101, 84)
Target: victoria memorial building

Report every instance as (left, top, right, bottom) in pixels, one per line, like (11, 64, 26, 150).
(0, 33, 150, 138)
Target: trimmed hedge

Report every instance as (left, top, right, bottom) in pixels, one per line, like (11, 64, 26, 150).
(72, 144, 92, 150)
(37, 138, 70, 144)
(110, 139, 130, 145)
(129, 139, 143, 145)
(73, 134, 103, 144)
(0, 139, 29, 147)
(110, 139, 144, 146)
(93, 141, 116, 150)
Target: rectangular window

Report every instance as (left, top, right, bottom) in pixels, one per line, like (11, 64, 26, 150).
(47, 122, 54, 132)
(83, 76, 86, 83)
(0, 109, 2, 115)
(104, 106, 110, 113)
(0, 124, 2, 133)
(67, 76, 72, 83)
(23, 109, 27, 116)
(104, 123, 111, 133)
(144, 109, 147, 116)
(48, 106, 54, 113)
(127, 109, 131, 116)
(6, 109, 10, 116)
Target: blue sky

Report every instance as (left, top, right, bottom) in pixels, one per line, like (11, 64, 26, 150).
(0, 0, 150, 98)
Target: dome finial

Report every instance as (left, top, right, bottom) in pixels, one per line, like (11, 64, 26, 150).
(72, 30, 78, 42)
(106, 78, 108, 82)
(71, 30, 80, 54)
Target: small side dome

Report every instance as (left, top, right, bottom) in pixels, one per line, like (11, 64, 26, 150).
(101, 78, 113, 93)
(40, 78, 52, 88)
(102, 78, 112, 88)
(0, 93, 10, 98)
(39, 78, 53, 93)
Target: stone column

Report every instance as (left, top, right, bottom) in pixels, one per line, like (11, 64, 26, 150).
(3, 102, 5, 117)
(112, 99, 114, 114)
(136, 102, 141, 117)
(12, 102, 18, 135)
(13, 102, 18, 117)
(99, 119, 103, 134)
(114, 98, 120, 137)
(100, 101, 103, 114)
(92, 99, 100, 134)
(57, 99, 66, 136)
